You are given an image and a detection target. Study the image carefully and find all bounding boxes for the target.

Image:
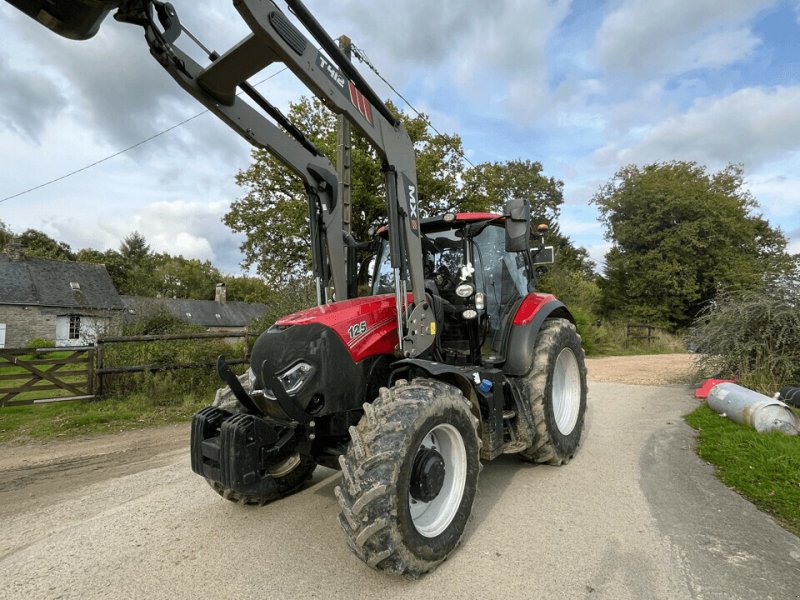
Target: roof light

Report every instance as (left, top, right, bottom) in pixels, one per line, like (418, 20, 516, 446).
(443, 213, 456, 223)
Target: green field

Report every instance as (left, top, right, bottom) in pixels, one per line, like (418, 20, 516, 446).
(0, 392, 211, 443)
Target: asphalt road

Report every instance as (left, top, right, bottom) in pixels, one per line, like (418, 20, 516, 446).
(1, 382, 798, 599)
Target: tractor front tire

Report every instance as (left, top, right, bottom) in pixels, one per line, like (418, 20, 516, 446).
(517, 318, 587, 465)
(336, 379, 481, 578)
(205, 371, 316, 506)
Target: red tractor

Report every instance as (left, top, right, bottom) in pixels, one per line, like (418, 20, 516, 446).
(8, 0, 588, 577)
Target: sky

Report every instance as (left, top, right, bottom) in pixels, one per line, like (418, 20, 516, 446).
(1, 0, 799, 275)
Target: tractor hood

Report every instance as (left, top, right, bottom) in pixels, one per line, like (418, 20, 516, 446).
(276, 294, 405, 362)
(248, 295, 402, 418)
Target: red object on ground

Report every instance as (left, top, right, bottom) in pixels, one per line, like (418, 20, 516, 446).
(695, 378, 736, 399)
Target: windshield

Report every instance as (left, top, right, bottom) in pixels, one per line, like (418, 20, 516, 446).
(373, 224, 530, 309)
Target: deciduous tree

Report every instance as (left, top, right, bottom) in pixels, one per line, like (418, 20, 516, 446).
(17, 229, 75, 261)
(592, 161, 798, 328)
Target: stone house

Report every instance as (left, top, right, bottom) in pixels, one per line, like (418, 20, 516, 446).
(0, 252, 124, 348)
(122, 284, 268, 334)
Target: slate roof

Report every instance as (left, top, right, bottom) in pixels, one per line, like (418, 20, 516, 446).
(0, 255, 124, 310)
(121, 296, 268, 328)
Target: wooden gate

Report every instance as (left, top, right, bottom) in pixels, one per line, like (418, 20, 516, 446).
(0, 347, 94, 407)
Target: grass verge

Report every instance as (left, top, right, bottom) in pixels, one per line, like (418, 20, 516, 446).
(0, 392, 211, 444)
(685, 404, 800, 536)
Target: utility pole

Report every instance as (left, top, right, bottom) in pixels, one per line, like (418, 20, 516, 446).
(337, 34, 355, 297)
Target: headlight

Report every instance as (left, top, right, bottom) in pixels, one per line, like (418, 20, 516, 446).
(278, 361, 314, 394)
(455, 283, 475, 298)
(462, 309, 478, 320)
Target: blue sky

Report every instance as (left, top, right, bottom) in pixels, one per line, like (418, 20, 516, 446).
(1, 0, 799, 274)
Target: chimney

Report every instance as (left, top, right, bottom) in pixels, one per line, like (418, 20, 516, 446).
(215, 283, 227, 305)
(8, 237, 24, 262)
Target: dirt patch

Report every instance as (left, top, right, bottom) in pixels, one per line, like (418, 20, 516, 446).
(0, 423, 189, 518)
(586, 353, 697, 385)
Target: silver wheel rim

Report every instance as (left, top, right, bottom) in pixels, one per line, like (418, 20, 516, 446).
(553, 347, 581, 435)
(409, 423, 467, 538)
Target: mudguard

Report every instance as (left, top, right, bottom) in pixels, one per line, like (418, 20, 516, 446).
(502, 293, 574, 376)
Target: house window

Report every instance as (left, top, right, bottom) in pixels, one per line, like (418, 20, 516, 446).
(69, 315, 81, 340)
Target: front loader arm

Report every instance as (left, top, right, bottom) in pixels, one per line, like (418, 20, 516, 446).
(138, 1, 346, 306)
(7, 0, 435, 357)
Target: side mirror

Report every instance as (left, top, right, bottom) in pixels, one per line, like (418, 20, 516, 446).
(504, 198, 530, 252)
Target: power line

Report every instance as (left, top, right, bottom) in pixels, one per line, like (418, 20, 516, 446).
(0, 67, 289, 205)
(0, 111, 206, 205)
(3, 42, 474, 205)
(350, 43, 477, 170)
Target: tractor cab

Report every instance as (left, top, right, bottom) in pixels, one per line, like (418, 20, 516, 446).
(372, 211, 554, 367)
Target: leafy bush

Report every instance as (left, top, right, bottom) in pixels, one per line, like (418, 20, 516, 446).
(26, 337, 53, 349)
(688, 286, 800, 393)
(101, 336, 246, 400)
(537, 268, 601, 314)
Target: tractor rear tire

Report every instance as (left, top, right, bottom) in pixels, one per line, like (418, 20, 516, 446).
(205, 371, 316, 506)
(336, 379, 481, 578)
(517, 318, 587, 465)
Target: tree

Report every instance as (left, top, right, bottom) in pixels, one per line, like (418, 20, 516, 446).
(461, 159, 563, 220)
(112, 252, 223, 299)
(17, 229, 75, 261)
(592, 161, 799, 329)
(148, 254, 223, 300)
(0, 220, 12, 252)
(75, 248, 127, 292)
(119, 231, 151, 262)
(224, 275, 272, 303)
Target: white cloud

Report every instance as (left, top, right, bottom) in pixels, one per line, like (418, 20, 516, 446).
(746, 173, 800, 219)
(0, 57, 66, 142)
(595, 0, 774, 78)
(314, 0, 572, 124)
(593, 86, 800, 170)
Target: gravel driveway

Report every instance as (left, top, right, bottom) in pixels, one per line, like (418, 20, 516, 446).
(2, 354, 798, 600)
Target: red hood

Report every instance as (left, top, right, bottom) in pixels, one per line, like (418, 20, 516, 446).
(276, 294, 407, 362)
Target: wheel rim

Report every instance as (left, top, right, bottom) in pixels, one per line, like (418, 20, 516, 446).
(408, 423, 467, 538)
(553, 347, 581, 435)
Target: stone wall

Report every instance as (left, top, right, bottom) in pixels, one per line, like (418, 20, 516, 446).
(0, 306, 122, 348)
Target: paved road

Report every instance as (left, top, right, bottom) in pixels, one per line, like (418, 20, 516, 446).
(1, 383, 798, 599)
